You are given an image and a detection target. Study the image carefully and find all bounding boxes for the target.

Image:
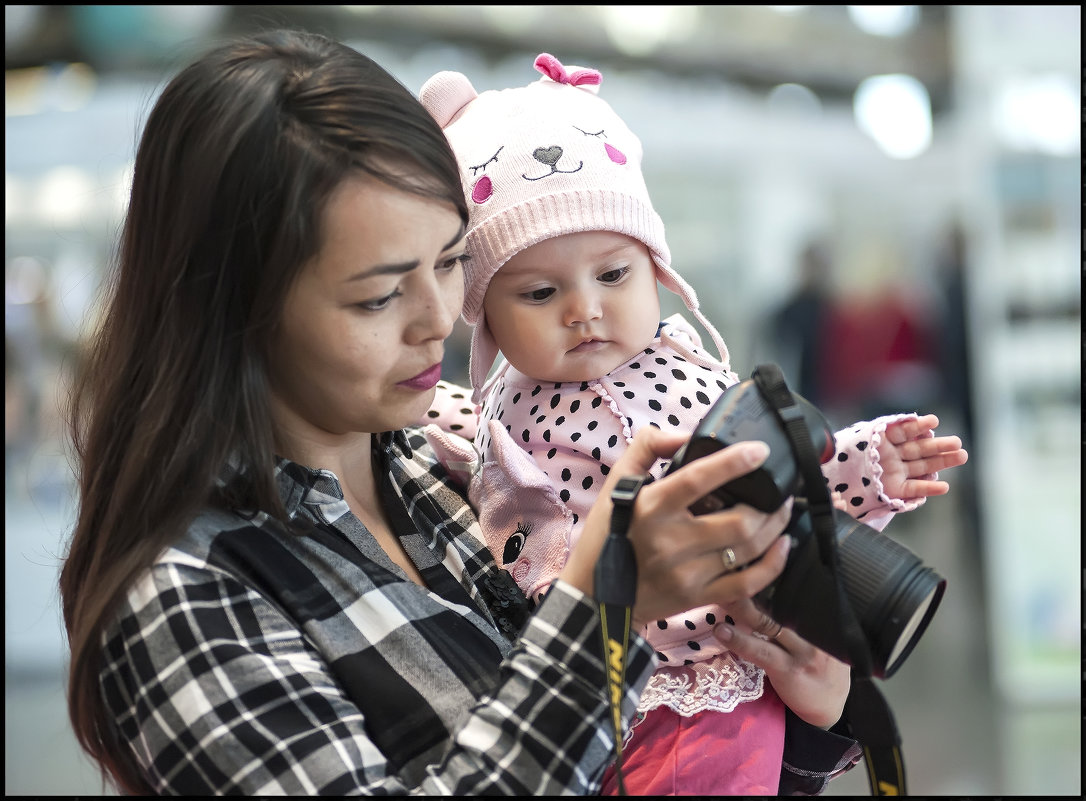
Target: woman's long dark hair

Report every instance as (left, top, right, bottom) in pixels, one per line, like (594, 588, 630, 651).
(58, 30, 467, 794)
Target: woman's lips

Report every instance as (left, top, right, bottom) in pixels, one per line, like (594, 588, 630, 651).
(398, 363, 442, 391)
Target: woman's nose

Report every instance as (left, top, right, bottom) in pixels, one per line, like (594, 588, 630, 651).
(411, 277, 459, 343)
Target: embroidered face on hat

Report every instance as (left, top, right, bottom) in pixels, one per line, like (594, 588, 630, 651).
(420, 53, 727, 401)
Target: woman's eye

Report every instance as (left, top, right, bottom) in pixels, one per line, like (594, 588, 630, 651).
(356, 290, 401, 312)
(439, 254, 466, 272)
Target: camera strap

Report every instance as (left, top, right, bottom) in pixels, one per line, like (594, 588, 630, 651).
(594, 474, 644, 796)
(751, 364, 908, 796)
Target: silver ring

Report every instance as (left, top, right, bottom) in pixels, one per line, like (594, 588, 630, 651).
(721, 547, 737, 571)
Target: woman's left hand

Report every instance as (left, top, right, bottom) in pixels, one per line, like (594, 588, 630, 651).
(714, 598, 850, 729)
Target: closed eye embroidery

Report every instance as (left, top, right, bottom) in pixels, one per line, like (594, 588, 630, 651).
(469, 146, 503, 176)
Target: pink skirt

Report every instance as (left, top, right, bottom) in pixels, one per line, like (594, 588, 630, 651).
(600, 684, 786, 796)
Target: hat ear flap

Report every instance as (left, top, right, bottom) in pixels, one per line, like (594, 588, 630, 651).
(420, 70, 479, 128)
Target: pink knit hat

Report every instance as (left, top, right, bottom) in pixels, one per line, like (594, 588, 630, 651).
(420, 53, 729, 402)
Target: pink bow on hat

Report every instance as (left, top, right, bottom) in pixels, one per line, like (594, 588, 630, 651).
(534, 53, 602, 87)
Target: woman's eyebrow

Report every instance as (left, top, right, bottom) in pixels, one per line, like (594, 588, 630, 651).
(345, 227, 466, 282)
(345, 260, 418, 282)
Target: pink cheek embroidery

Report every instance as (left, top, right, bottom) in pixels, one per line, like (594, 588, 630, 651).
(471, 175, 493, 204)
(605, 144, 627, 165)
(512, 559, 530, 584)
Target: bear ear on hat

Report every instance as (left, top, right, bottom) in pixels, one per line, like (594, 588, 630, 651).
(420, 70, 479, 128)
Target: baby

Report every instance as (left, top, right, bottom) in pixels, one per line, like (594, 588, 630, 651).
(419, 53, 967, 795)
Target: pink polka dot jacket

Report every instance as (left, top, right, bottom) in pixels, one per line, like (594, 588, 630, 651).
(424, 313, 932, 674)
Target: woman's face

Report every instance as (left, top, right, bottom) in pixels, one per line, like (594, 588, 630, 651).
(266, 174, 466, 451)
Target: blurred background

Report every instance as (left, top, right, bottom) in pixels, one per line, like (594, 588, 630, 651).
(5, 5, 1080, 795)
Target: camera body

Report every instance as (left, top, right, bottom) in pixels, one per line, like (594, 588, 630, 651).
(666, 368, 946, 679)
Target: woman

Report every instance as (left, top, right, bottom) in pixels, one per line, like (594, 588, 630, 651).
(59, 30, 856, 794)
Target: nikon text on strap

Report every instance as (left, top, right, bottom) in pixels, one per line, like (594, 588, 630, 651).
(594, 474, 643, 796)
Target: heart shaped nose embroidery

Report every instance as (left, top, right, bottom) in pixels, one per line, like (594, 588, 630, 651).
(532, 146, 563, 166)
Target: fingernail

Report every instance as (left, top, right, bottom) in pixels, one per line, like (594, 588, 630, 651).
(744, 441, 770, 465)
(714, 623, 734, 642)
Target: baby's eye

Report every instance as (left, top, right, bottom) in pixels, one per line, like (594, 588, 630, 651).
(599, 266, 630, 284)
(523, 287, 555, 302)
(573, 125, 607, 138)
(469, 146, 504, 176)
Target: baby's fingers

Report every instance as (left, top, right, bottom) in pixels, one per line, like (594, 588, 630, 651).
(885, 414, 940, 444)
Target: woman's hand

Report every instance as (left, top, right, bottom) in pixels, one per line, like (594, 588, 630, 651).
(714, 598, 851, 729)
(560, 427, 793, 629)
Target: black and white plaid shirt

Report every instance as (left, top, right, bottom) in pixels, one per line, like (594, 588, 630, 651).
(98, 428, 858, 794)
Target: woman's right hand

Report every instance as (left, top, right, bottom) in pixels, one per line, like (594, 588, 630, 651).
(560, 426, 793, 628)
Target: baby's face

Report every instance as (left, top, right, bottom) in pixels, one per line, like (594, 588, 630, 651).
(482, 230, 661, 383)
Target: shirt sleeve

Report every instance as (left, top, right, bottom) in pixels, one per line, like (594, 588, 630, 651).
(778, 709, 863, 795)
(101, 560, 653, 795)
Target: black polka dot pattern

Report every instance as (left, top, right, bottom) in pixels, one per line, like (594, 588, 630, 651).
(422, 320, 934, 665)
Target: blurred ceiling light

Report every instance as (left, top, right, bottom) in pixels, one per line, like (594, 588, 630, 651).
(53, 63, 97, 112)
(766, 83, 823, 116)
(767, 6, 809, 14)
(847, 6, 919, 37)
(35, 166, 95, 229)
(5, 63, 97, 117)
(597, 6, 698, 57)
(993, 73, 1079, 157)
(853, 74, 932, 159)
(5, 67, 47, 117)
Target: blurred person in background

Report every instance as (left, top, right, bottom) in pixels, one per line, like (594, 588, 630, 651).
(57, 29, 822, 795)
(765, 239, 835, 409)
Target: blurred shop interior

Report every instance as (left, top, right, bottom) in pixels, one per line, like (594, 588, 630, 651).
(4, 5, 1080, 796)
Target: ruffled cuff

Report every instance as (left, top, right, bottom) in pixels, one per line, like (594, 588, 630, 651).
(827, 414, 935, 530)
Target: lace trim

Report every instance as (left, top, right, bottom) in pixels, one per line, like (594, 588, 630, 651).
(636, 652, 766, 717)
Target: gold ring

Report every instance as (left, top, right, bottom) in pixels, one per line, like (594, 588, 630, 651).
(756, 619, 784, 641)
(721, 547, 737, 571)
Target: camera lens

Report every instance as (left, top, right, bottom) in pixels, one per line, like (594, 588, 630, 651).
(834, 516, 947, 678)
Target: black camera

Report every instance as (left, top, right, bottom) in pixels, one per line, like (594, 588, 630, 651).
(666, 364, 946, 679)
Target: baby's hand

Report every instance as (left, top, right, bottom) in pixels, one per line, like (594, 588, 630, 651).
(879, 414, 968, 501)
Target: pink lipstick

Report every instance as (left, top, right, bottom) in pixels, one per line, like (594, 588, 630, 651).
(398, 363, 442, 391)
